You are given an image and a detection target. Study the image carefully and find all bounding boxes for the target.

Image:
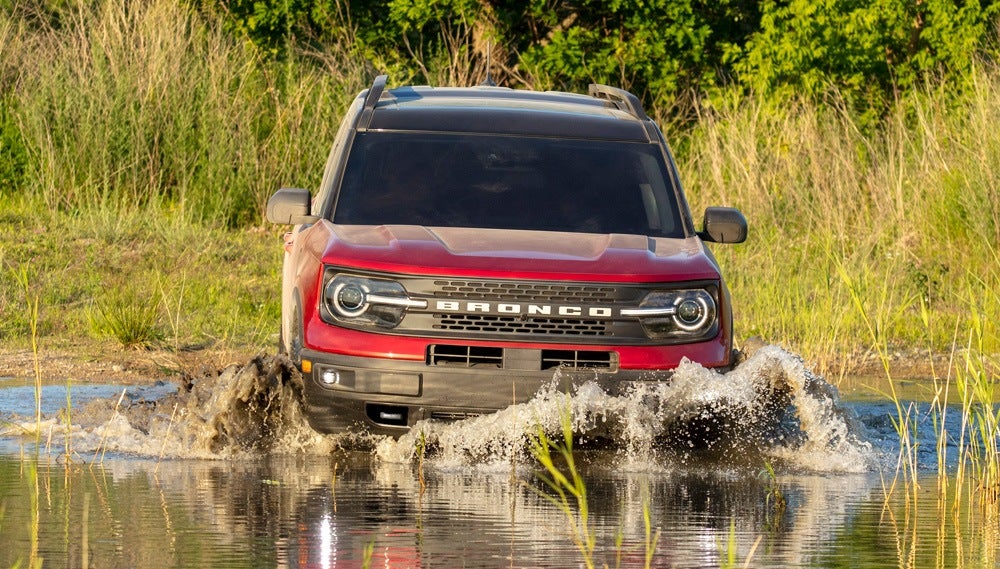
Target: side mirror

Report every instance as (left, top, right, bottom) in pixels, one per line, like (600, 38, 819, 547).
(699, 207, 747, 244)
(266, 188, 318, 225)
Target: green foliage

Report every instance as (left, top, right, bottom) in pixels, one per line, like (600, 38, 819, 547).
(518, 0, 760, 113)
(201, 0, 1000, 119)
(735, 0, 999, 110)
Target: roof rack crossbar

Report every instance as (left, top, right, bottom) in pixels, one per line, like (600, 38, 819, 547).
(358, 74, 389, 131)
(587, 83, 649, 121)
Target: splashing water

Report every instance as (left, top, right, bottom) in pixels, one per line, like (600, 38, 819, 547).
(378, 344, 876, 473)
(2, 356, 341, 459)
(1, 346, 875, 471)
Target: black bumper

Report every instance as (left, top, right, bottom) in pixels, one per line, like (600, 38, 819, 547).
(299, 349, 674, 436)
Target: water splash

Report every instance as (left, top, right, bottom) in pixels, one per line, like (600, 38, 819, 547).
(2, 355, 341, 459)
(378, 344, 876, 473)
(1, 346, 875, 471)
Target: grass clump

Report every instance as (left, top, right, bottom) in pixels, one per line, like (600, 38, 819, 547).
(88, 284, 163, 349)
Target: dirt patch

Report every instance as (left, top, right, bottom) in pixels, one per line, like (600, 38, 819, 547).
(0, 342, 267, 385)
(0, 339, 950, 390)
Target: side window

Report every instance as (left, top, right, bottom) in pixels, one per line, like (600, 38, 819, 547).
(314, 97, 363, 217)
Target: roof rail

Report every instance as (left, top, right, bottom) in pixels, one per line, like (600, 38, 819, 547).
(587, 83, 649, 121)
(358, 74, 388, 131)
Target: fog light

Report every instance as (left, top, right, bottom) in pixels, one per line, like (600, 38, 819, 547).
(316, 367, 356, 390)
(321, 369, 342, 385)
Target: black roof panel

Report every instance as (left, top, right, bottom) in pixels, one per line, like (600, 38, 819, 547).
(365, 85, 652, 142)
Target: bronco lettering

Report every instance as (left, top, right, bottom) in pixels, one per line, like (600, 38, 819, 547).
(433, 300, 615, 318)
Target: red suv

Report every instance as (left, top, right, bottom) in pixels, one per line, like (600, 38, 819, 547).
(266, 76, 747, 435)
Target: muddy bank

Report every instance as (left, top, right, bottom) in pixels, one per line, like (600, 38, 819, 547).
(0, 344, 264, 385)
(0, 341, 946, 390)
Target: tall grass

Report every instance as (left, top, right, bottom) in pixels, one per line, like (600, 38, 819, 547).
(682, 70, 1000, 375)
(0, 0, 364, 227)
(954, 277, 1000, 507)
(2, 0, 999, 371)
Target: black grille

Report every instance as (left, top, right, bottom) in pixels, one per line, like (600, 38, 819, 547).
(323, 272, 720, 345)
(542, 350, 616, 370)
(431, 280, 618, 303)
(433, 314, 607, 336)
(427, 345, 617, 371)
(428, 345, 503, 367)
(430, 411, 485, 421)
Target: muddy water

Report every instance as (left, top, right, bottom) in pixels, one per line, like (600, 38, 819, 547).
(0, 346, 996, 568)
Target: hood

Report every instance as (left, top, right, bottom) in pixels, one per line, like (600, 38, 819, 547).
(317, 224, 722, 283)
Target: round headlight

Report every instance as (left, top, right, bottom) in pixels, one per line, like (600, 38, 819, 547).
(672, 295, 711, 331)
(338, 284, 366, 311)
(330, 281, 368, 317)
(322, 272, 418, 329)
(676, 299, 703, 324)
(631, 288, 717, 340)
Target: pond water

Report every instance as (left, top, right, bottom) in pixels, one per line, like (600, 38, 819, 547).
(0, 345, 997, 568)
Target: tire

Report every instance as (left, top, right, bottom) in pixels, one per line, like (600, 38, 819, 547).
(288, 297, 304, 370)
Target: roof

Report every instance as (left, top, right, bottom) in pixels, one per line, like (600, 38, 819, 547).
(359, 79, 656, 142)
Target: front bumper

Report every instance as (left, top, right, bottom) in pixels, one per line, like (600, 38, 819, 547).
(300, 347, 730, 436)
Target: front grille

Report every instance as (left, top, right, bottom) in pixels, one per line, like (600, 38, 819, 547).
(428, 344, 503, 367)
(427, 345, 617, 371)
(432, 280, 618, 303)
(433, 314, 608, 336)
(430, 410, 485, 421)
(542, 350, 616, 370)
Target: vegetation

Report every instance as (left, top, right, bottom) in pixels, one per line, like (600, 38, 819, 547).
(0, 0, 997, 385)
(528, 404, 670, 569)
(211, 0, 999, 118)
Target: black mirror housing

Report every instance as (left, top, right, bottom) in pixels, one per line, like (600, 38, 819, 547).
(266, 188, 318, 225)
(699, 207, 747, 244)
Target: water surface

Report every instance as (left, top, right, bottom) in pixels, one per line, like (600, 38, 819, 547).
(0, 346, 996, 568)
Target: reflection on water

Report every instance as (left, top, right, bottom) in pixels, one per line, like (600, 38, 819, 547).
(0, 346, 997, 567)
(1, 453, 996, 568)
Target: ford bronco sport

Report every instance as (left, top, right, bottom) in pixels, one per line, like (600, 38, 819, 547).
(266, 75, 747, 435)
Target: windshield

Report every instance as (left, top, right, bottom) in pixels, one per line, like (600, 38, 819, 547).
(333, 132, 685, 237)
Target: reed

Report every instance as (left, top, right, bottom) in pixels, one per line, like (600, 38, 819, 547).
(528, 404, 668, 569)
(528, 403, 597, 569)
(11, 267, 42, 439)
(953, 279, 1000, 508)
(361, 536, 376, 569)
